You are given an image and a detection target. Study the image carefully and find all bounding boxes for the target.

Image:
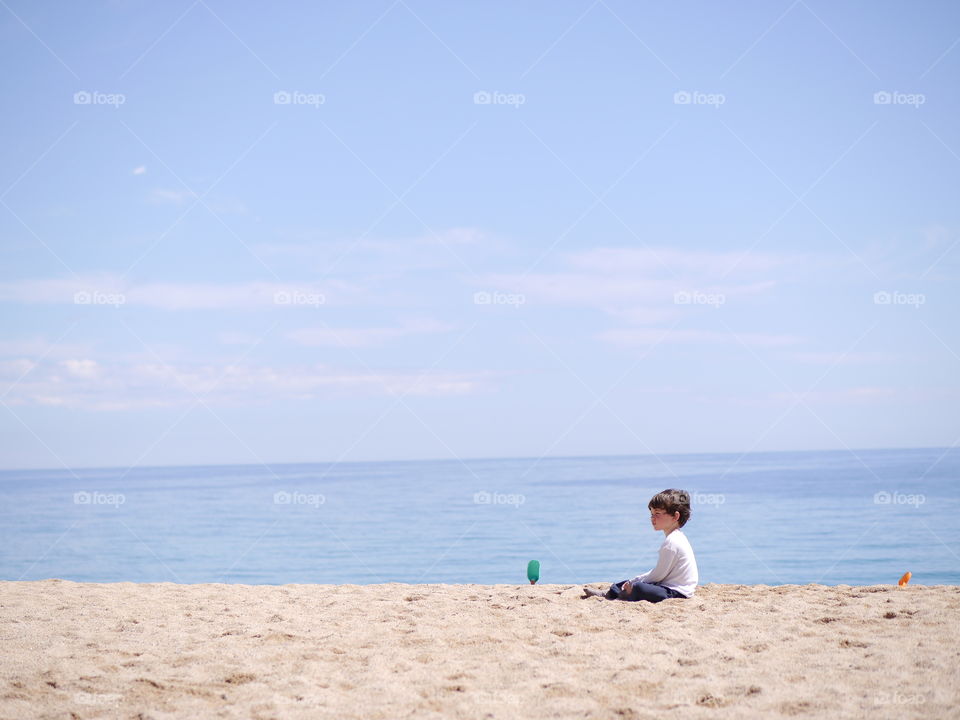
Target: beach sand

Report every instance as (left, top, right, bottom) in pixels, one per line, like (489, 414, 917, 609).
(1, 580, 957, 719)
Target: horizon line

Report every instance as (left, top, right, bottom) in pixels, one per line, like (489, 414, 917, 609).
(0, 443, 952, 475)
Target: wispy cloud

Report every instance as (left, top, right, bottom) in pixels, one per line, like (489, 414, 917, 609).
(599, 327, 801, 347)
(478, 246, 792, 345)
(254, 227, 495, 274)
(568, 247, 788, 275)
(148, 188, 197, 205)
(146, 188, 247, 215)
(216, 331, 261, 346)
(767, 387, 899, 404)
(0, 337, 93, 359)
(0, 358, 492, 410)
(288, 317, 454, 348)
(788, 351, 899, 365)
(480, 247, 786, 310)
(0, 276, 351, 310)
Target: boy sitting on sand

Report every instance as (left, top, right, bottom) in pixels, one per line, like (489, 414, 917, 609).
(584, 488, 698, 603)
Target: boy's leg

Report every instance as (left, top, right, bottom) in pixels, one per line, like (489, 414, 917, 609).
(582, 581, 626, 599)
(622, 581, 674, 603)
(605, 581, 626, 599)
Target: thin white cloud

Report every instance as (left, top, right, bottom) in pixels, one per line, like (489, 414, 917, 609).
(0, 276, 348, 310)
(148, 187, 247, 214)
(129, 281, 297, 310)
(132, 165, 146, 175)
(768, 387, 898, 404)
(423, 227, 486, 245)
(0, 358, 36, 377)
(788, 351, 897, 365)
(253, 227, 496, 277)
(258, 227, 488, 257)
(62, 359, 99, 378)
(217, 331, 261, 346)
(477, 246, 791, 346)
(598, 328, 801, 347)
(606, 307, 684, 325)
(480, 272, 775, 307)
(149, 188, 197, 205)
(567, 247, 788, 275)
(287, 318, 454, 348)
(0, 337, 94, 359)
(0, 359, 492, 410)
(480, 247, 785, 309)
(205, 197, 248, 215)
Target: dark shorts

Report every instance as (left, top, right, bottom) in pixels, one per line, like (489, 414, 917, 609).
(605, 580, 688, 603)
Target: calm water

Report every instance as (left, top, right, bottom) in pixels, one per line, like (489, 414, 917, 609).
(0, 448, 957, 586)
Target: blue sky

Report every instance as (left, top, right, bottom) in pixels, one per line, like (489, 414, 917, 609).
(1, 0, 958, 469)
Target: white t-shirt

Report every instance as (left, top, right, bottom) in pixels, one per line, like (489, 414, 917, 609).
(629, 529, 698, 597)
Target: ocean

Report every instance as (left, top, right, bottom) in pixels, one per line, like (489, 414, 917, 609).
(1, 447, 956, 586)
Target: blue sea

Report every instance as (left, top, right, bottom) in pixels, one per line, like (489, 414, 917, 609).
(1, 447, 957, 586)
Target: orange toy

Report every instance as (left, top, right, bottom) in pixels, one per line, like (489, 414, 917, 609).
(898, 571, 911, 587)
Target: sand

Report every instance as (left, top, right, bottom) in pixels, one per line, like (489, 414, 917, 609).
(0, 580, 957, 719)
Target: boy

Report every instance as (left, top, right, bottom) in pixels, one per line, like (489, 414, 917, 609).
(583, 488, 698, 602)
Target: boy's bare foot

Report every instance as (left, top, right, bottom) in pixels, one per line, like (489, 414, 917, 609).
(582, 586, 606, 598)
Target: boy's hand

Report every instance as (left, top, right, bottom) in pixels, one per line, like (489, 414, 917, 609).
(620, 580, 632, 597)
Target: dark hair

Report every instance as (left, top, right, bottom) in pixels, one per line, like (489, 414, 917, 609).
(648, 488, 691, 528)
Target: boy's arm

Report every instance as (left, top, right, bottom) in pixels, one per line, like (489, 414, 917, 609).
(631, 544, 677, 585)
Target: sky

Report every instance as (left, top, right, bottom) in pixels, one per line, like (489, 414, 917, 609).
(0, 0, 958, 470)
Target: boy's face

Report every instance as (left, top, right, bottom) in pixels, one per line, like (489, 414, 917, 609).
(649, 506, 680, 532)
